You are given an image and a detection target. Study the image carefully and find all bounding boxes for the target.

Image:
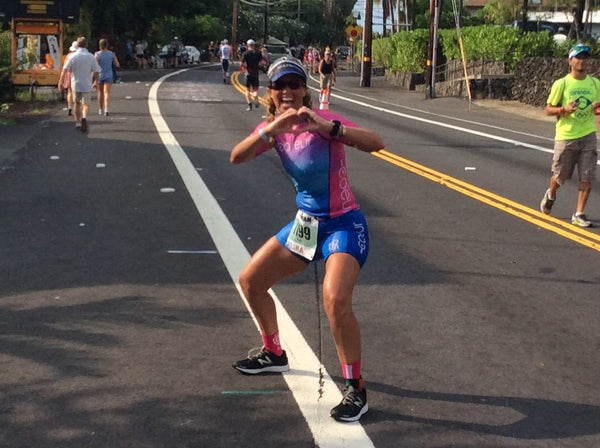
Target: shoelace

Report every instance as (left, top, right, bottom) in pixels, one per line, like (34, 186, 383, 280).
(341, 386, 361, 405)
(247, 346, 267, 359)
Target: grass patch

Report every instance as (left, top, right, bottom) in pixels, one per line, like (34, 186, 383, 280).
(0, 86, 58, 125)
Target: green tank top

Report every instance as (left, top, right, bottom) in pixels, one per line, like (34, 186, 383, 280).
(547, 74, 600, 140)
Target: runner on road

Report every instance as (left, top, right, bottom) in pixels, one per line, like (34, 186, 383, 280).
(230, 57, 385, 422)
(219, 39, 232, 83)
(541, 43, 600, 227)
(241, 39, 265, 111)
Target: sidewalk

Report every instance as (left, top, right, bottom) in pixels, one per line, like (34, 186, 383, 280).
(0, 112, 55, 171)
(331, 70, 553, 124)
(0, 69, 163, 171)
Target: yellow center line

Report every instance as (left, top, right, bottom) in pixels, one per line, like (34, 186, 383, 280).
(373, 150, 600, 252)
(230, 71, 599, 252)
(231, 71, 267, 105)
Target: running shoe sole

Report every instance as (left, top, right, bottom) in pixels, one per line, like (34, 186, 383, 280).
(334, 403, 369, 422)
(234, 364, 289, 374)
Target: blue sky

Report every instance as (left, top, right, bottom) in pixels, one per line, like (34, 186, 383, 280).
(352, 1, 386, 34)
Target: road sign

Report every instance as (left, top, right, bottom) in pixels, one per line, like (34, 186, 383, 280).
(345, 24, 363, 39)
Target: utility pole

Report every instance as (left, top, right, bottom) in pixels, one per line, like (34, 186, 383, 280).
(360, 0, 373, 87)
(232, 1, 238, 49)
(426, 0, 441, 98)
(264, 2, 269, 43)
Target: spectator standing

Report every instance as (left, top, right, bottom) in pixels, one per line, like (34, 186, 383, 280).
(95, 38, 120, 116)
(260, 45, 270, 68)
(311, 46, 320, 74)
(541, 43, 600, 227)
(57, 37, 100, 132)
(170, 37, 183, 68)
(134, 40, 146, 69)
(125, 39, 133, 68)
(208, 41, 216, 62)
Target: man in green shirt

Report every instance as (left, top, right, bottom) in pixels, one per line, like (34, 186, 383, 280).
(541, 44, 600, 227)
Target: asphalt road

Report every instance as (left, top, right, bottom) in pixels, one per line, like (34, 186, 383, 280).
(1, 63, 599, 448)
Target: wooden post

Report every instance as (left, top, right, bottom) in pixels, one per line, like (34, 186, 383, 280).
(360, 0, 373, 87)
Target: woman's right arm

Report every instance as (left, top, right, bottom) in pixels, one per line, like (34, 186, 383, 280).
(230, 132, 270, 164)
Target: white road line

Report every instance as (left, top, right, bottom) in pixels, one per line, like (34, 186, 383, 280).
(308, 76, 554, 142)
(308, 82, 555, 155)
(167, 250, 218, 254)
(148, 69, 375, 447)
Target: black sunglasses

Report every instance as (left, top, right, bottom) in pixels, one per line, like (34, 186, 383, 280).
(269, 79, 305, 90)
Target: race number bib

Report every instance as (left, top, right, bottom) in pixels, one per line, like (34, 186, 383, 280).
(286, 210, 319, 260)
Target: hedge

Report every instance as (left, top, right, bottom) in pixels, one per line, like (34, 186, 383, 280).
(376, 25, 593, 74)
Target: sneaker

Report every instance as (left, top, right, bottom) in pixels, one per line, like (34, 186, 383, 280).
(104, 111, 109, 116)
(246, 104, 252, 111)
(81, 118, 87, 133)
(540, 189, 555, 215)
(330, 380, 368, 422)
(75, 122, 81, 129)
(571, 213, 592, 227)
(232, 347, 289, 374)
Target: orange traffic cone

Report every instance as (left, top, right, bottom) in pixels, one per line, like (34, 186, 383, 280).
(319, 89, 329, 110)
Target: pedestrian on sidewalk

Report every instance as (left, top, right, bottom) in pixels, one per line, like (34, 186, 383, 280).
(95, 39, 120, 116)
(541, 43, 600, 227)
(230, 56, 385, 422)
(61, 40, 78, 116)
(57, 37, 100, 133)
(241, 39, 265, 111)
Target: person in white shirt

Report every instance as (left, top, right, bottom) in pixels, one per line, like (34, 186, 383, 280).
(58, 36, 100, 132)
(219, 39, 232, 82)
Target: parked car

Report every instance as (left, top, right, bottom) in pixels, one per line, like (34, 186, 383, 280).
(158, 44, 189, 65)
(266, 44, 291, 61)
(512, 20, 561, 35)
(260, 44, 292, 72)
(336, 46, 350, 60)
(185, 45, 201, 64)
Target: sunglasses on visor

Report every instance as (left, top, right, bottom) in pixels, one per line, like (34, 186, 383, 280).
(269, 79, 305, 90)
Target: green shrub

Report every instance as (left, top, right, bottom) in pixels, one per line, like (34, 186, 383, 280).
(387, 28, 429, 73)
(0, 31, 10, 67)
(377, 25, 566, 74)
(372, 37, 391, 67)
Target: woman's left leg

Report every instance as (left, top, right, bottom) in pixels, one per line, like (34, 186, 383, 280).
(103, 82, 113, 112)
(323, 252, 361, 364)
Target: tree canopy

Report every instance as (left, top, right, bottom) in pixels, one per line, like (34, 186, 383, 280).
(73, 0, 357, 52)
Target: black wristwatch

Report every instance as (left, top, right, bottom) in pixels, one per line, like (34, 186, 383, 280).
(329, 120, 341, 137)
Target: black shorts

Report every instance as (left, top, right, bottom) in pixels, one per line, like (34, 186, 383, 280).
(222, 59, 229, 72)
(245, 73, 259, 88)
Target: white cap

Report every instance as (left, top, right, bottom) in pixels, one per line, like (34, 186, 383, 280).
(223, 39, 228, 44)
(247, 39, 255, 46)
(69, 41, 78, 51)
